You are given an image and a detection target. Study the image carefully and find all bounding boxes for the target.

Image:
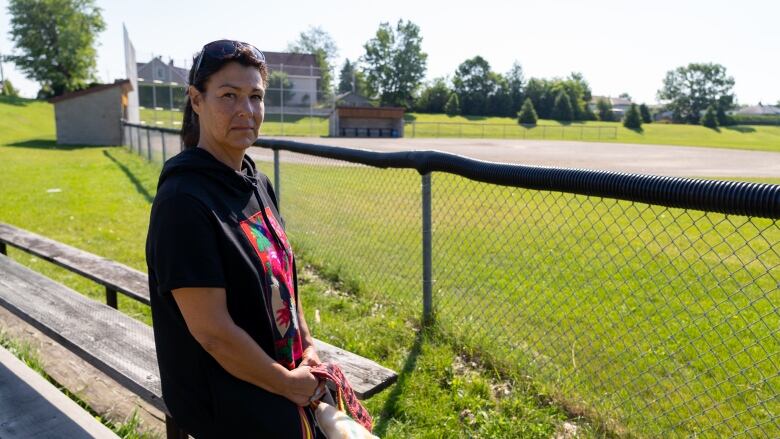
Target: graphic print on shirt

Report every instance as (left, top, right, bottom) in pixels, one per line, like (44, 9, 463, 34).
(239, 207, 302, 370)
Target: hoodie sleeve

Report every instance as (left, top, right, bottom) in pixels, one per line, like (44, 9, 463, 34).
(147, 193, 226, 294)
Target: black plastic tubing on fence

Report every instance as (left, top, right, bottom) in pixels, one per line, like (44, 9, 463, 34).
(256, 138, 780, 220)
(119, 123, 780, 220)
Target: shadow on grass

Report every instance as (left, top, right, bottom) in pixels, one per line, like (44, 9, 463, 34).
(4, 139, 113, 150)
(102, 150, 154, 204)
(372, 328, 425, 437)
(0, 96, 32, 107)
(723, 125, 756, 133)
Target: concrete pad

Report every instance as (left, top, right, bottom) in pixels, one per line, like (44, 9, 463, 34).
(251, 137, 780, 178)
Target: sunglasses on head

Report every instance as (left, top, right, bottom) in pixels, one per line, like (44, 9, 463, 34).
(192, 40, 265, 81)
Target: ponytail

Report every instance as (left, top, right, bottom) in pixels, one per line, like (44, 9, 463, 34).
(180, 95, 199, 149)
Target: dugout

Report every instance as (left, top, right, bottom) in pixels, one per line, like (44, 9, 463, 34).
(329, 106, 405, 138)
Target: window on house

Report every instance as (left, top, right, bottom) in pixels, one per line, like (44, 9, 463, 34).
(157, 68, 164, 79)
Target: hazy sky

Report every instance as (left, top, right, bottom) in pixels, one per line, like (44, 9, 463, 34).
(1, 0, 778, 105)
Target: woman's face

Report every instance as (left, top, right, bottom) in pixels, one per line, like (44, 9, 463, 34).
(191, 61, 265, 151)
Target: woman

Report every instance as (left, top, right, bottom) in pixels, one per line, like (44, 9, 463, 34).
(145, 40, 326, 438)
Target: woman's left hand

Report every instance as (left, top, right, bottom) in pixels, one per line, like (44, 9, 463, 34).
(301, 346, 321, 367)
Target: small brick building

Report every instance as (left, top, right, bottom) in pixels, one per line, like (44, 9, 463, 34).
(329, 106, 405, 138)
(49, 80, 133, 145)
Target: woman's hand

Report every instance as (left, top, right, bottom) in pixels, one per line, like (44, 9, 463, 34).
(283, 366, 320, 406)
(300, 346, 321, 368)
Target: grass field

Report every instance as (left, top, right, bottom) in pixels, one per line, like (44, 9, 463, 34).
(4, 95, 778, 437)
(140, 106, 780, 152)
(0, 95, 576, 438)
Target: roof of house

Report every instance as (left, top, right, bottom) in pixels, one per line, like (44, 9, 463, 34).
(263, 51, 317, 68)
(136, 57, 189, 84)
(735, 104, 780, 115)
(48, 80, 132, 104)
(590, 96, 632, 107)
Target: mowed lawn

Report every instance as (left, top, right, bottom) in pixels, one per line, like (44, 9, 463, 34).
(270, 154, 779, 437)
(0, 96, 571, 438)
(138, 106, 780, 153)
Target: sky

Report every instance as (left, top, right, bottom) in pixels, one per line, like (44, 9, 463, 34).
(1, 0, 778, 105)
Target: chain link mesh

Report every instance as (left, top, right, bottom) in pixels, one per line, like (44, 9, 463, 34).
(122, 125, 779, 437)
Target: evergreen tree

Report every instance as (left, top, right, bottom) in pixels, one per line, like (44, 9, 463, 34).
(338, 59, 355, 94)
(1, 79, 20, 97)
(597, 98, 613, 121)
(552, 91, 574, 121)
(639, 103, 652, 123)
(517, 98, 538, 125)
(701, 105, 719, 128)
(444, 92, 460, 116)
(623, 103, 643, 129)
(716, 105, 732, 126)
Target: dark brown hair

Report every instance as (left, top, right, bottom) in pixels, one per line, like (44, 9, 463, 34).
(180, 44, 268, 149)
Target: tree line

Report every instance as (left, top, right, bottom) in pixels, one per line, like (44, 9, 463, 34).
(3, 2, 747, 130)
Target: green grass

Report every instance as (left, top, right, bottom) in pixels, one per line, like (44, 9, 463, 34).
(137, 104, 780, 152)
(0, 95, 578, 438)
(407, 113, 780, 152)
(4, 95, 778, 437)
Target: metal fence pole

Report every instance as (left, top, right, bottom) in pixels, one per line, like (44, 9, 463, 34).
(161, 131, 167, 162)
(273, 149, 281, 208)
(136, 126, 142, 154)
(146, 128, 152, 161)
(280, 63, 285, 136)
(422, 172, 432, 324)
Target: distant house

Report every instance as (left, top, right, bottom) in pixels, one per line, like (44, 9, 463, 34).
(589, 96, 632, 120)
(49, 80, 133, 145)
(334, 91, 373, 108)
(264, 51, 321, 110)
(733, 103, 780, 116)
(133, 51, 322, 112)
(137, 56, 189, 85)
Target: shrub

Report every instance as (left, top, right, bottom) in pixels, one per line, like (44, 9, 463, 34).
(444, 93, 460, 116)
(623, 103, 643, 129)
(700, 105, 719, 128)
(552, 91, 573, 122)
(597, 98, 613, 121)
(517, 98, 538, 125)
(639, 104, 652, 123)
(1, 79, 20, 97)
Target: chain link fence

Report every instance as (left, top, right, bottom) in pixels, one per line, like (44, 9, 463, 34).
(405, 121, 618, 140)
(123, 123, 778, 437)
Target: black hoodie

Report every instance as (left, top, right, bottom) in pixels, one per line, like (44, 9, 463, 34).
(145, 147, 308, 437)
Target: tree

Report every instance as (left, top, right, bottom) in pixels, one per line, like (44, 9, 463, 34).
(552, 91, 574, 121)
(361, 19, 427, 108)
(639, 103, 652, 123)
(597, 98, 614, 121)
(337, 58, 369, 97)
(517, 98, 538, 125)
(506, 61, 525, 115)
(701, 105, 719, 128)
(7, 0, 105, 97)
(288, 26, 338, 100)
(716, 96, 732, 126)
(523, 78, 555, 119)
(415, 77, 451, 113)
(619, 92, 632, 101)
(444, 93, 460, 116)
(657, 63, 735, 124)
(452, 56, 498, 116)
(623, 103, 642, 130)
(1, 79, 20, 97)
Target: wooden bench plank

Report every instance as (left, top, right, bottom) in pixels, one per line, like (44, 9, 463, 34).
(0, 345, 119, 438)
(0, 254, 165, 413)
(0, 223, 151, 305)
(0, 252, 396, 400)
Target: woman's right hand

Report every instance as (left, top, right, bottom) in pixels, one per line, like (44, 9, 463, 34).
(283, 366, 320, 406)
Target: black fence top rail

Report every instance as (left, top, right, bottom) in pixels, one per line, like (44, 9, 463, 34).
(120, 122, 780, 219)
(257, 138, 779, 220)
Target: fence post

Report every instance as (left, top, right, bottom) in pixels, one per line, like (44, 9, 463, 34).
(136, 126, 142, 154)
(161, 131, 167, 162)
(146, 128, 152, 161)
(273, 149, 281, 209)
(422, 172, 433, 324)
(481, 124, 485, 138)
(412, 121, 416, 138)
(543, 125, 547, 139)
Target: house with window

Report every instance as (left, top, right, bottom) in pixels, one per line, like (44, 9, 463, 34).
(135, 57, 188, 110)
(588, 96, 632, 120)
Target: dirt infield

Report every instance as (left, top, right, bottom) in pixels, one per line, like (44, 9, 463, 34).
(250, 137, 780, 178)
